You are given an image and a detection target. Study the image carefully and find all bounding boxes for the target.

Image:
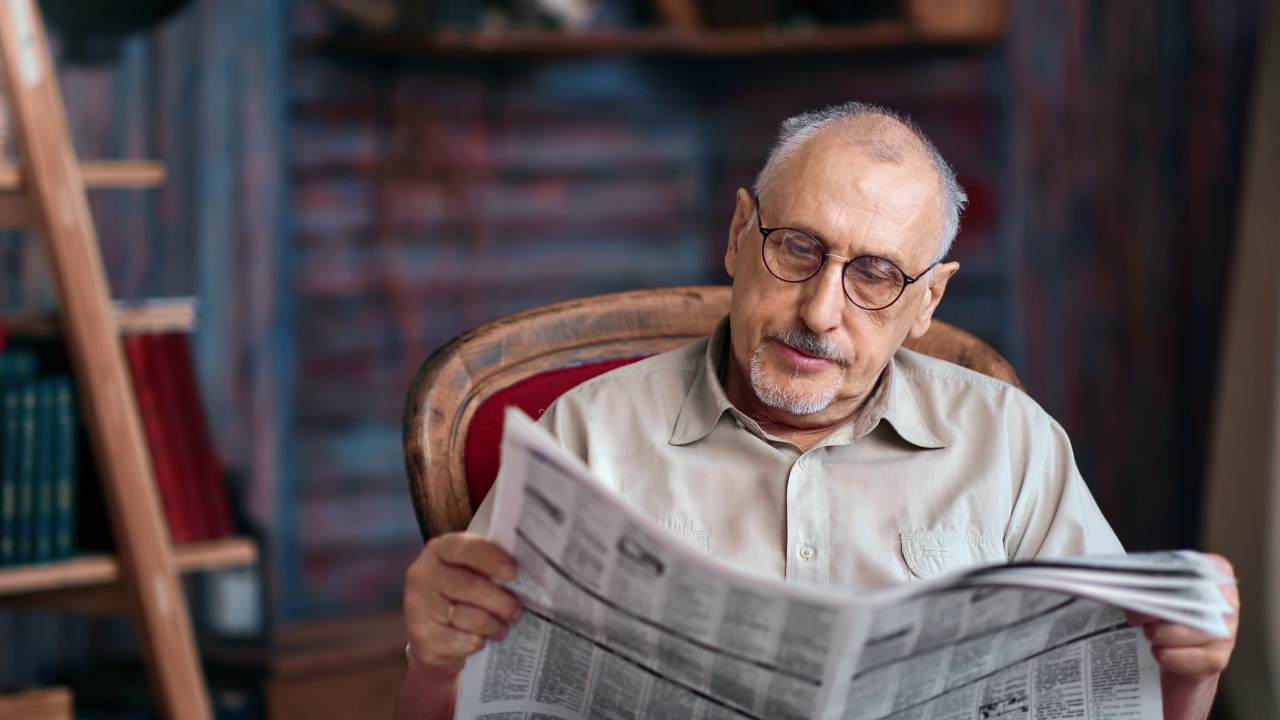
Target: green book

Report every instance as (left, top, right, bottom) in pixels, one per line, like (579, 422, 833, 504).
(0, 385, 20, 565)
(52, 377, 77, 559)
(33, 379, 56, 563)
(0, 350, 37, 380)
(1, 350, 39, 565)
(13, 379, 36, 563)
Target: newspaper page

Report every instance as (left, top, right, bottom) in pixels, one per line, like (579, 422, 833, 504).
(453, 409, 1227, 720)
(834, 585, 1160, 719)
(455, 411, 866, 720)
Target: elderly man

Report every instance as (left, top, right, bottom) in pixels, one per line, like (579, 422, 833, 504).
(397, 103, 1238, 719)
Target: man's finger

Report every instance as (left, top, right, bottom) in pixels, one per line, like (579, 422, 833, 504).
(1151, 642, 1234, 677)
(1143, 621, 1221, 648)
(433, 563, 524, 623)
(434, 533, 519, 582)
(416, 624, 488, 664)
(448, 602, 511, 640)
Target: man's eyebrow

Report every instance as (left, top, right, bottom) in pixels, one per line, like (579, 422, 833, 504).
(791, 223, 912, 269)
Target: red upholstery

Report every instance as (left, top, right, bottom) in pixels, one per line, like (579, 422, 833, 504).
(463, 357, 646, 508)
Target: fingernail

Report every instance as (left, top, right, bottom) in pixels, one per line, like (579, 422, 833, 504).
(499, 564, 518, 582)
(511, 605, 524, 623)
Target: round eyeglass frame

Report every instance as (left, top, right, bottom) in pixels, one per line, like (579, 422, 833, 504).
(754, 198, 937, 312)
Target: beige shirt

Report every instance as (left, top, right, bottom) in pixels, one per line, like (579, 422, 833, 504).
(471, 318, 1123, 589)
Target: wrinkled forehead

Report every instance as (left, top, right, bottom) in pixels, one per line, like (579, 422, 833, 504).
(768, 135, 945, 258)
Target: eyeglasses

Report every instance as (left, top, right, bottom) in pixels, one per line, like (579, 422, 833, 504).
(754, 197, 936, 312)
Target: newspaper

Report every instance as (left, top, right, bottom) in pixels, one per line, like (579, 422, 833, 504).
(454, 409, 1234, 720)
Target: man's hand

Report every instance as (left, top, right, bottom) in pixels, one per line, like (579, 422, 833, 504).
(396, 532, 524, 719)
(1125, 553, 1239, 720)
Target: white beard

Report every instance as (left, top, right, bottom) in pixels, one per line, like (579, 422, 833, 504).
(748, 344, 843, 416)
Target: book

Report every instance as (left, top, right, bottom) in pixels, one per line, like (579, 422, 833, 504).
(0, 350, 36, 565)
(0, 385, 19, 564)
(51, 377, 76, 559)
(147, 333, 214, 541)
(2, 322, 235, 552)
(158, 332, 235, 539)
(123, 334, 199, 544)
(31, 379, 55, 562)
(0, 350, 35, 378)
(11, 380, 35, 563)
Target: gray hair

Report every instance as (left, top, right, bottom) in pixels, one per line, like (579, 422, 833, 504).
(753, 102, 967, 265)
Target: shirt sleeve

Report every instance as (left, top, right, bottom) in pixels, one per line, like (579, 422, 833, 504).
(1008, 416, 1126, 559)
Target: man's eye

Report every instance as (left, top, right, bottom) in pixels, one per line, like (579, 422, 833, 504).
(851, 258, 897, 284)
(781, 234, 820, 257)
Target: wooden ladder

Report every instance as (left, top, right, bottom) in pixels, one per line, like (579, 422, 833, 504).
(0, 2, 213, 717)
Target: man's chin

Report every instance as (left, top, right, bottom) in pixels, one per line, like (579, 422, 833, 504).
(750, 374, 839, 417)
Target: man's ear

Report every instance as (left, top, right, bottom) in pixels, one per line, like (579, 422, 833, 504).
(908, 261, 959, 339)
(724, 188, 756, 279)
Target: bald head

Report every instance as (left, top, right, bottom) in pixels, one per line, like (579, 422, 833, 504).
(754, 103, 967, 264)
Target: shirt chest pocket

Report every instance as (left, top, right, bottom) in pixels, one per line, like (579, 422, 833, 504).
(665, 527, 709, 554)
(900, 531, 1007, 580)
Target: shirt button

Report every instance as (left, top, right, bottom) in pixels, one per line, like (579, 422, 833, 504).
(799, 545, 815, 560)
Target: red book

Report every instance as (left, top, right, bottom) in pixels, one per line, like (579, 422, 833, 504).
(157, 333, 235, 539)
(147, 333, 216, 541)
(123, 334, 198, 544)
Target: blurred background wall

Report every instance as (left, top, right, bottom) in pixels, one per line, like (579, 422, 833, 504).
(0, 0, 1263, 632)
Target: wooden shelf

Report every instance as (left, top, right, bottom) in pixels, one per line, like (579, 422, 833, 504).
(0, 538, 258, 597)
(0, 160, 165, 190)
(329, 20, 1002, 59)
(1, 297, 197, 335)
(0, 686, 72, 720)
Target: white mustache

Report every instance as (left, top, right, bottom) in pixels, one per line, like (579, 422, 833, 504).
(766, 328, 846, 365)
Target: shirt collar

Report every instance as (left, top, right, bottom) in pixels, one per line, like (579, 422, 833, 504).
(671, 317, 741, 445)
(669, 317, 945, 450)
(879, 351, 946, 449)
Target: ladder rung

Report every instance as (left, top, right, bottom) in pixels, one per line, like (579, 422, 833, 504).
(0, 160, 166, 189)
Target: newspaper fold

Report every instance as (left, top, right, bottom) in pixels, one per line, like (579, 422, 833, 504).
(455, 409, 1234, 720)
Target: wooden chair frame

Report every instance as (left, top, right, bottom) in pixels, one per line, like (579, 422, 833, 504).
(403, 285, 1021, 540)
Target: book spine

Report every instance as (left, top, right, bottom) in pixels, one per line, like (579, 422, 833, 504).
(13, 380, 36, 563)
(0, 349, 37, 379)
(0, 385, 19, 565)
(32, 379, 55, 562)
(124, 334, 196, 544)
(163, 333, 235, 539)
(52, 377, 76, 559)
(150, 333, 214, 541)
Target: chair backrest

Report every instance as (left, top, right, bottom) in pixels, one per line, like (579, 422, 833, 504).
(403, 285, 1022, 540)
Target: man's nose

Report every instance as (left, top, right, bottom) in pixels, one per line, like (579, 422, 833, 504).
(798, 260, 845, 334)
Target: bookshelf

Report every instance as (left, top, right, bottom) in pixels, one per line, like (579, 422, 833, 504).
(322, 0, 1007, 59)
(0, 686, 71, 720)
(330, 20, 1004, 59)
(1, 297, 198, 335)
(0, 2, 256, 718)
